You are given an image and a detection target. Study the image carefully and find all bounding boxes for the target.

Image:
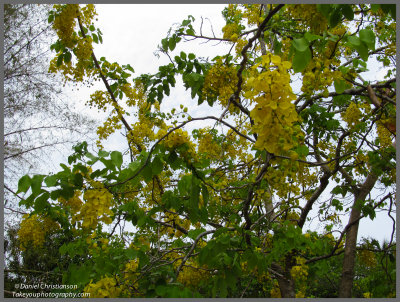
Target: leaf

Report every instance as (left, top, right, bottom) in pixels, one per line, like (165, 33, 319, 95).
(161, 38, 168, 51)
(34, 192, 50, 212)
(89, 25, 95, 31)
(180, 51, 187, 60)
(188, 53, 195, 60)
(63, 51, 71, 63)
(31, 175, 45, 196)
(354, 42, 369, 61)
(111, 151, 123, 169)
(186, 28, 195, 36)
(329, 8, 342, 28)
(141, 164, 153, 182)
(168, 38, 176, 51)
(292, 47, 311, 73)
(92, 33, 98, 44)
(370, 4, 380, 13)
(44, 175, 57, 187)
(347, 35, 361, 47)
(380, 4, 396, 18)
(316, 4, 331, 18)
(340, 4, 354, 21)
(201, 185, 209, 206)
(48, 14, 54, 23)
(334, 78, 349, 94)
(56, 54, 64, 66)
(296, 145, 309, 157)
(359, 29, 375, 50)
(188, 228, 206, 240)
(17, 175, 31, 193)
(292, 37, 309, 52)
(304, 32, 321, 42)
(151, 156, 163, 175)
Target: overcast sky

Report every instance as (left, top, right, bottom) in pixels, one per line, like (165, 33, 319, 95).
(62, 4, 394, 244)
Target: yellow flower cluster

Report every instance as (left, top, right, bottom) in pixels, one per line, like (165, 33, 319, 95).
(160, 128, 195, 154)
(177, 264, 209, 288)
(290, 256, 308, 298)
(358, 250, 377, 268)
(52, 4, 79, 48)
(197, 128, 222, 160)
(341, 102, 361, 130)
(96, 115, 123, 148)
(202, 57, 238, 112)
(75, 36, 93, 61)
(376, 120, 394, 148)
(49, 5, 97, 83)
(285, 4, 327, 34)
(247, 53, 300, 154)
(83, 276, 123, 298)
(241, 4, 263, 26)
(18, 214, 59, 251)
(86, 90, 112, 112)
(270, 279, 281, 298)
(222, 23, 240, 41)
(75, 184, 114, 229)
(59, 190, 83, 215)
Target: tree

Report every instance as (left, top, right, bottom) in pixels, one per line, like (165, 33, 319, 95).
(12, 4, 395, 298)
(3, 4, 95, 217)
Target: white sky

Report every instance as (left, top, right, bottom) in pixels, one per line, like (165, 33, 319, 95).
(61, 4, 394, 244)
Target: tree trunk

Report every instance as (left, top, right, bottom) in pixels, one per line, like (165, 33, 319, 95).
(339, 173, 377, 297)
(272, 258, 296, 298)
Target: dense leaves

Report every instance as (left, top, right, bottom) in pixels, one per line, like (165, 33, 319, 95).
(10, 4, 396, 298)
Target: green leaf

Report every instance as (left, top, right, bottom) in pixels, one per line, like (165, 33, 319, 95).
(44, 175, 57, 187)
(304, 32, 321, 42)
(359, 29, 375, 50)
(111, 151, 123, 169)
(31, 175, 45, 196)
(161, 38, 168, 51)
(340, 4, 354, 21)
(354, 43, 369, 61)
(18, 175, 31, 193)
(380, 4, 396, 19)
(188, 228, 206, 240)
(186, 28, 195, 36)
(34, 192, 50, 212)
(168, 38, 176, 51)
(201, 185, 209, 206)
(347, 35, 361, 47)
(329, 8, 342, 28)
(370, 4, 380, 13)
(180, 51, 187, 60)
(316, 4, 331, 18)
(296, 145, 309, 157)
(188, 53, 195, 60)
(292, 47, 311, 73)
(292, 37, 309, 52)
(142, 164, 153, 182)
(92, 33, 98, 44)
(89, 25, 95, 31)
(48, 14, 54, 23)
(151, 155, 163, 175)
(64, 51, 72, 63)
(56, 54, 64, 66)
(334, 78, 349, 93)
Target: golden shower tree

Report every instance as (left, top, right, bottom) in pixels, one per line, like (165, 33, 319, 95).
(14, 4, 395, 298)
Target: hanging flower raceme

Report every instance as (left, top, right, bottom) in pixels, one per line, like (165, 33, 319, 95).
(246, 53, 301, 154)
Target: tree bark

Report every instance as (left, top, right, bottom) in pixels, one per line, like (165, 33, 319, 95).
(339, 172, 377, 297)
(272, 258, 296, 298)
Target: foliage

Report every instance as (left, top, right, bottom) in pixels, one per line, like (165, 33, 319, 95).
(11, 4, 396, 298)
(3, 4, 96, 220)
